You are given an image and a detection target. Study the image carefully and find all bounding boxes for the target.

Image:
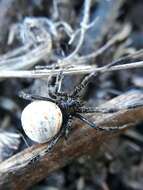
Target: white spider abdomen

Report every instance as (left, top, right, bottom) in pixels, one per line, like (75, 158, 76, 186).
(21, 101, 62, 143)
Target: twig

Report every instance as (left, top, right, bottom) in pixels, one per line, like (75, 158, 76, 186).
(0, 43, 52, 70)
(0, 17, 53, 70)
(0, 90, 143, 190)
(52, 0, 59, 20)
(78, 0, 125, 53)
(0, 44, 31, 61)
(64, 0, 92, 60)
(110, 49, 143, 65)
(78, 24, 131, 60)
(55, 23, 130, 68)
(0, 60, 143, 78)
(0, 0, 16, 44)
(0, 0, 127, 70)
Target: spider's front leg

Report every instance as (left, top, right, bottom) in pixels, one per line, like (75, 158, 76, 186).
(49, 71, 69, 99)
(54, 71, 64, 94)
(19, 91, 55, 102)
(71, 72, 97, 98)
(71, 60, 121, 98)
(75, 113, 129, 132)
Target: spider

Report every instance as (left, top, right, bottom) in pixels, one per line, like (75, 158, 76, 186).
(20, 63, 141, 151)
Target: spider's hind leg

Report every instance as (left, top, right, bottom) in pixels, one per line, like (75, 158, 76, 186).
(76, 113, 129, 132)
(46, 116, 73, 152)
(63, 116, 73, 139)
(47, 132, 63, 151)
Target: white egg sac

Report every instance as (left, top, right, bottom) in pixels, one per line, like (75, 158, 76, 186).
(21, 101, 63, 143)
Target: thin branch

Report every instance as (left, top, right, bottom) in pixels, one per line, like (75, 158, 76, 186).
(0, 90, 143, 190)
(0, 42, 52, 70)
(0, 60, 143, 78)
(0, 17, 53, 70)
(77, 0, 126, 53)
(63, 0, 92, 60)
(78, 24, 131, 60)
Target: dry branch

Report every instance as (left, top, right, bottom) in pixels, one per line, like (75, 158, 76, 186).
(0, 60, 143, 78)
(0, 90, 143, 190)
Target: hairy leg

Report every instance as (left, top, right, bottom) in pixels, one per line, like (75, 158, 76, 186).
(28, 117, 73, 165)
(71, 59, 123, 98)
(75, 113, 129, 131)
(19, 91, 55, 102)
(47, 116, 73, 151)
(63, 116, 73, 139)
(55, 71, 64, 94)
(48, 71, 69, 99)
(71, 72, 97, 98)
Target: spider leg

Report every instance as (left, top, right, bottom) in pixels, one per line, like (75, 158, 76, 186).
(47, 116, 73, 151)
(28, 130, 64, 163)
(55, 70, 64, 94)
(71, 72, 97, 98)
(47, 71, 63, 99)
(63, 116, 73, 139)
(79, 103, 143, 114)
(47, 132, 63, 151)
(19, 91, 55, 103)
(71, 60, 120, 98)
(27, 132, 63, 163)
(54, 71, 70, 97)
(48, 71, 69, 99)
(28, 117, 73, 163)
(75, 113, 129, 131)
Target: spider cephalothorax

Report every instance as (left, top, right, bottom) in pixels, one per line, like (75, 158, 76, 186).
(58, 98, 82, 116)
(20, 65, 139, 150)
